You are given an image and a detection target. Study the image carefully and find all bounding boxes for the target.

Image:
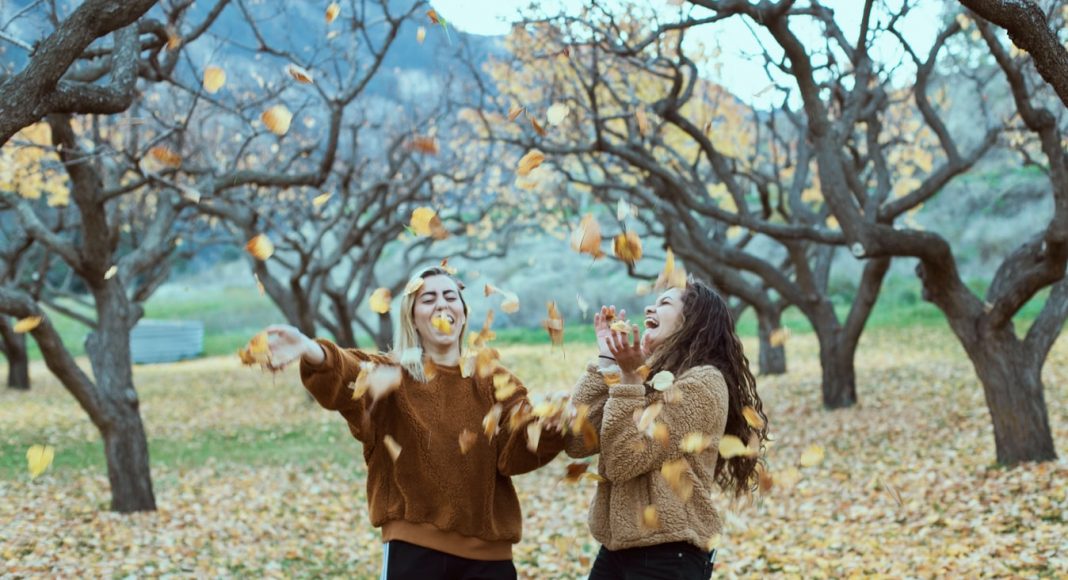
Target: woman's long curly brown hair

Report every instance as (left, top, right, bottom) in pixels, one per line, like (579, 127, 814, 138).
(645, 276, 769, 497)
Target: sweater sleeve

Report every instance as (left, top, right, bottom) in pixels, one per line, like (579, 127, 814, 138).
(299, 338, 392, 442)
(495, 372, 566, 476)
(564, 363, 609, 458)
(599, 366, 728, 484)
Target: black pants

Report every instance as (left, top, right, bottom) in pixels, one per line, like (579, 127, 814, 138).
(589, 542, 714, 580)
(381, 540, 517, 580)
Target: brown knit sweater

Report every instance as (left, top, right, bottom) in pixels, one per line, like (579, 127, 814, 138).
(566, 363, 728, 552)
(300, 339, 565, 560)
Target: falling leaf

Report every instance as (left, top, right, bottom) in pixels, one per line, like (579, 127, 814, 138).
(530, 116, 547, 137)
(719, 435, 757, 459)
(635, 281, 652, 296)
(546, 102, 570, 126)
(656, 248, 687, 290)
(572, 404, 599, 450)
(349, 362, 374, 399)
(475, 347, 501, 378)
(439, 258, 458, 275)
(641, 505, 660, 529)
(600, 366, 621, 386)
(680, 432, 713, 454)
(769, 327, 790, 347)
(799, 444, 825, 467)
(616, 199, 631, 222)
(404, 279, 425, 297)
(609, 320, 630, 333)
(245, 234, 274, 261)
(637, 402, 664, 432)
(485, 284, 520, 314)
(469, 310, 497, 348)
(508, 401, 533, 431)
(408, 136, 439, 155)
(563, 462, 605, 484)
(576, 294, 589, 318)
(650, 371, 674, 391)
(526, 421, 543, 452)
(431, 313, 452, 335)
(165, 26, 182, 51)
(757, 465, 774, 493)
(203, 66, 226, 94)
(369, 365, 402, 401)
(312, 192, 331, 207)
(325, 3, 340, 23)
(542, 301, 564, 346)
(368, 288, 392, 314)
(13, 316, 42, 334)
(482, 403, 503, 439)
(238, 331, 271, 367)
(635, 365, 651, 380)
(742, 406, 765, 429)
(458, 429, 477, 455)
(26, 445, 54, 479)
(149, 146, 182, 167)
(262, 105, 293, 136)
(426, 9, 441, 24)
(410, 207, 448, 240)
(508, 105, 525, 122)
(493, 372, 518, 401)
(660, 459, 693, 501)
(383, 435, 402, 461)
(570, 214, 604, 258)
(651, 423, 670, 447)
(285, 64, 314, 84)
(613, 232, 643, 266)
(104, 265, 118, 280)
(416, 26, 427, 43)
(635, 108, 650, 136)
(517, 149, 546, 176)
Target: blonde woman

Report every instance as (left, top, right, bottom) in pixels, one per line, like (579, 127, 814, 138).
(261, 266, 563, 579)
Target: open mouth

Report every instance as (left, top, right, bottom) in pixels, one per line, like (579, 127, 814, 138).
(644, 318, 659, 329)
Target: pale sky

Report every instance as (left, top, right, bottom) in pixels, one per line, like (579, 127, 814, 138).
(432, 0, 947, 106)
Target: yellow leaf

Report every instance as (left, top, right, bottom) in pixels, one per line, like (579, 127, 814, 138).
(660, 458, 693, 501)
(458, 429, 477, 455)
(635, 365, 651, 380)
(238, 331, 271, 366)
(742, 406, 765, 429)
(482, 403, 503, 439)
(635, 108, 650, 136)
(651, 423, 670, 447)
(600, 366, 621, 386)
(546, 102, 570, 126)
(637, 401, 663, 432)
(493, 372, 517, 401)
(285, 64, 314, 84)
(26, 445, 54, 479)
(410, 207, 448, 239)
(769, 327, 790, 347)
(613, 231, 643, 265)
(641, 505, 660, 529)
(325, 2, 340, 23)
(609, 320, 629, 333)
(149, 145, 182, 167)
(261, 105, 293, 136)
(542, 301, 564, 346)
(165, 26, 182, 51)
(680, 432, 713, 454)
(202, 66, 226, 94)
(404, 277, 425, 296)
(501, 293, 520, 314)
(799, 444, 825, 467)
(368, 288, 392, 314)
(104, 265, 118, 280)
(657, 248, 687, 290)
(570, 214, 604, 258)
(517, 149, 545, 176)
(650, 371, 675, 391)
(526, 421, 542, 452)
(383, 435, 402, 461)
(245, 234, 274, 261)
(312, 192, 331, 207)
(13, 316, 42, 334)
(431, 313, 452, 335)
(508, 105, 525, 122)
(719, 434, 756, 459)
(416, 26, 427, 44)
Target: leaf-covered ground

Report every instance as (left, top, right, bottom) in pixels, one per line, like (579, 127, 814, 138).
(2, 326, 1066, 578)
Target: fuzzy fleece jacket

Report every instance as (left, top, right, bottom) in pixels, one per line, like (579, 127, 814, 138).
(566, 363, 729, 552)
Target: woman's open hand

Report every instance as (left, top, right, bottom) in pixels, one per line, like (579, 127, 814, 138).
(594, 305, 625, 362)
(265, 324, 322, 369)
(607, 324, 645, 383)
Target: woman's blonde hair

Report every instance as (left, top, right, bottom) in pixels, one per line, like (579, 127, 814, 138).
(393, 265, 469, 382)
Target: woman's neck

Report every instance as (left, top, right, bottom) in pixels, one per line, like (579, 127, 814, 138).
(423, 342, 460, 367)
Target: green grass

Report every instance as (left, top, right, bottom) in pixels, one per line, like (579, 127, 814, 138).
(0, 423, 365, 480)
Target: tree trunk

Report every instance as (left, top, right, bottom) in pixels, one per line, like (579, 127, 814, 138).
(1, 320, 30, 390)
(963, 331, 1057, 465)
(755, 307, 787, 375)
(86, 289, 156, 512)
(810, 306, 858, 409)
(374, 311, 394, 351)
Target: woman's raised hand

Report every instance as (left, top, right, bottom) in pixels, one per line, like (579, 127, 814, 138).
(593, 305, 625, 359)
(607, 323, 645, 382)
(265, 324, 323, 368)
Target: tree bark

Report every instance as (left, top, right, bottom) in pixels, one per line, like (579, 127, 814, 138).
(755, 307, 787, 375)
(86, 286, 156, 512)
(964, 329, 1057, 464)
(813, 326, 858, 409)
(0, 318, 31, 390)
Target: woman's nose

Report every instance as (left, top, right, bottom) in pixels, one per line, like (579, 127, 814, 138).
(644, 305, 655, 316)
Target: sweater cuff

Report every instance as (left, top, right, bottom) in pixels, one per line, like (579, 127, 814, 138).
(608, 383, 645, 399)
(299, 338, 335, 375)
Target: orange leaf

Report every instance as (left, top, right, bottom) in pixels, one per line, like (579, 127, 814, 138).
(410, 207, 448, 239)
(508, 105, 525, 122)
(285, 64, 314, 84)
(742, 406, 765, 429)
(570, 214, 604, 258)
(325, 3, 340, 23)
(613, 231, 643, 265)
(458, 429, 477, 455)
(530, 116, 547, 136)
(517, 149, 546, 176)
(262, 105, 293, 136)
(408, 136, 440, 155)
(542, 301, 564, 346)
(383, 435, 402, 461)
(149, 145, 182, 167)
(483, 403, 503, 439)
(245, 234, 274, 261)
(426, 9, 441, 24)
(660, 458, 693, 501)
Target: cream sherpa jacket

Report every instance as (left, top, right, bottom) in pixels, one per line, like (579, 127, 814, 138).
(567, 363, 729, 552)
